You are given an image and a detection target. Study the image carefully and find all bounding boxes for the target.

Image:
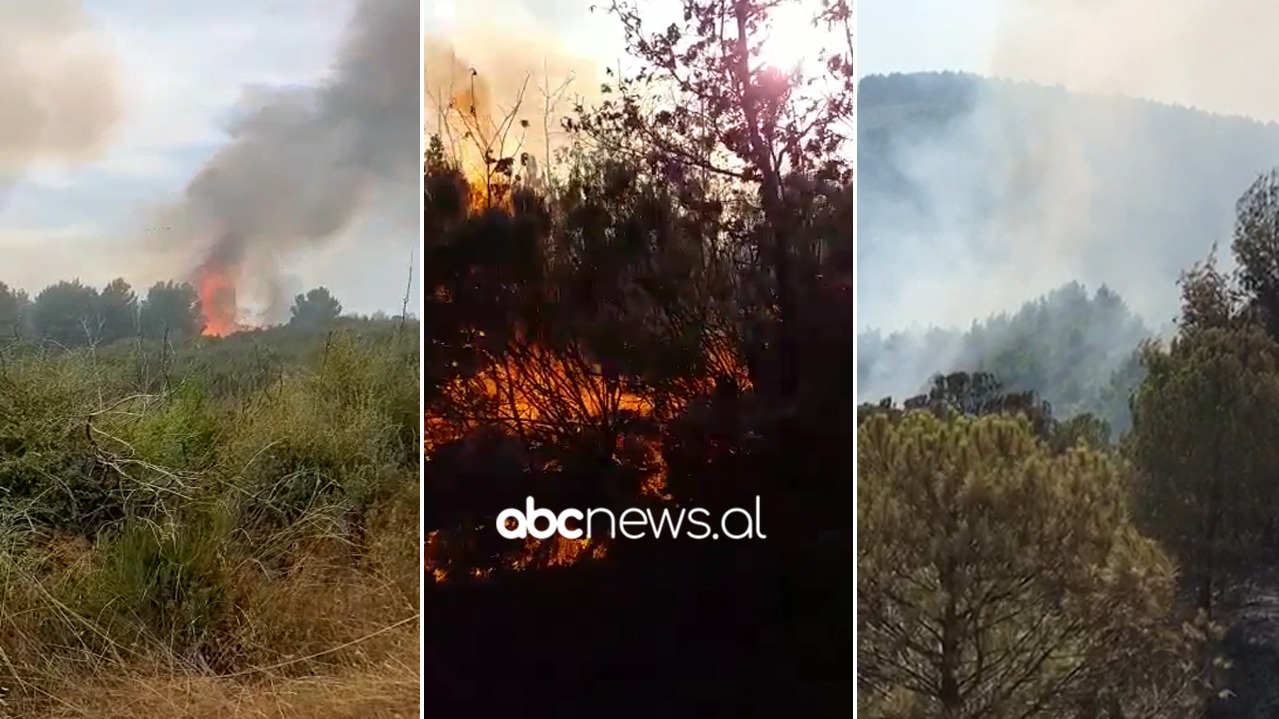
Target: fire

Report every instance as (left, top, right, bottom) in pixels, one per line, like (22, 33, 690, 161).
(194, 260, 240, 337)
(423, 329, 751, 579)
(424, 70, 753, 579)
(439, 71, 514, 214)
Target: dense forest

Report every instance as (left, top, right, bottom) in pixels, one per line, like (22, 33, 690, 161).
(423, 0, 854, 715)
(858, 156, 1279, 719)
(859, 282, 1152, 434)
(0, 310, 420, 716)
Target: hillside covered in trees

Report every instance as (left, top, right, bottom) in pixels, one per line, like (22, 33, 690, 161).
(858, 152, 1279, 718)
(859, 282, 1152, 434)
(857, 70, 1279, 430)
(858, 71, 1279, 331)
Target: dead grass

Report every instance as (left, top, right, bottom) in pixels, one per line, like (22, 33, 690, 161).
(0, 334, 420, 719)
(31, 637, 419, 719)
(1, 517, 420, 719)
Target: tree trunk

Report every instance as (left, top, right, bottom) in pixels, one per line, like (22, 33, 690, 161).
(939, 559, 963, 718)
(731, 1, 799, 401)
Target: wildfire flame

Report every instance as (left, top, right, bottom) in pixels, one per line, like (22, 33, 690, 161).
(425, 71, 752, 579)
(440, 71, 514, 214)
(195, 260, 240, 337)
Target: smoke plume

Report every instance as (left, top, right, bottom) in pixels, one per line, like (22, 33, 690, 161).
(162, 0, 419, 335)
(857, 0, 1279, 400)
(0, 1, 121, 181)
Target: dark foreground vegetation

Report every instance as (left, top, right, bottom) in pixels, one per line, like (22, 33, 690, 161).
(423, 0, 854, 716)
(858, 169, 1279, 718)
(0, 313, 420, 718)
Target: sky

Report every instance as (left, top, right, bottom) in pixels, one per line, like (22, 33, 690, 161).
(858, 0, 1002, 77)
(0, 0, 417, 317)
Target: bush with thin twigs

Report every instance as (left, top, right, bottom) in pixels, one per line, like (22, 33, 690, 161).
(0, 319, 419, 718)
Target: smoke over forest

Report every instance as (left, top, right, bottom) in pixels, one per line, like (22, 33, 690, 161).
(857, 0, 1279, 410)
(150, 0, 419, 334)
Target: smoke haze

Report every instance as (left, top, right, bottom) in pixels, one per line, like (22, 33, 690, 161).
(857, 0, 1279, 401)
(0, 1, 121, 181)
(424, 0, 614, 180)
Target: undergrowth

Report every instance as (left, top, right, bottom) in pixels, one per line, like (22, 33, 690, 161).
(0, 325, 419, 718)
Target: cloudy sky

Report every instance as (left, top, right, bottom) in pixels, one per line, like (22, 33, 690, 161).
(1, 0, 416, 317)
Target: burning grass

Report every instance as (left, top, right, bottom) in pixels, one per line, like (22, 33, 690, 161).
(0, 327, 419, 717)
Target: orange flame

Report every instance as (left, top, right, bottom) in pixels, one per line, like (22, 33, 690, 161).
(424, 74, 753, 578)
(442, 72, 514, 214)
(195, 261, 239, 337)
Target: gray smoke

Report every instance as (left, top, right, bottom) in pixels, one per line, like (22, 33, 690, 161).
(164, 0, 419, 321)
(857, 0, 1279, 400)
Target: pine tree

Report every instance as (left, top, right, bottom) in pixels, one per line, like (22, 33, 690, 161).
(859, 411, 1182, 718)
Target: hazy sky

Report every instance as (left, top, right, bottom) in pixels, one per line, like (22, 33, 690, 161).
(859, 0, 1279, 124)
(0, 1, 416, 316)
(859, 0, 1002, 76)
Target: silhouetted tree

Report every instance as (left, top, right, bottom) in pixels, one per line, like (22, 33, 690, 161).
(0, 282, 28, 340)
(30, 280, 100, 347)
(289, 287, 342, 328)
(577, 0, 854, 400)
(140, 281, 202, 340)
(99, 277, 139, 343)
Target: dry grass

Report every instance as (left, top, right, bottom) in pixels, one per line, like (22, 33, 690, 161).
(0, 333, 421, 719)
(32, 643, 419, 719)
(1, 513, 420, 719)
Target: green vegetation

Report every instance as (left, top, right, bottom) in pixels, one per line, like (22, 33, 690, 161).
(859, 411, 1200, 718)
(859, 282, 1151, 433)
(859, 162, 1279, 716)
(0, 300, 419, 717)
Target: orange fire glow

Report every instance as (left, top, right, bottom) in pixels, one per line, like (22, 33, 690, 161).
(441, 72, 514, 214)
(195, 261, 240, 337)
(425, 75, 753, 579)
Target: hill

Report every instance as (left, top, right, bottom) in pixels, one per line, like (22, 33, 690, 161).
(858, 281, 1151, 432)
(857, 71, 1279, 332)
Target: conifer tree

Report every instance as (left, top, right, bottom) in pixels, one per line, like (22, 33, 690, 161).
(859, 411, 1183, 718)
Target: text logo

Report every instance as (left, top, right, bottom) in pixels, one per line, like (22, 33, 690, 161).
(495, 496, 766, 540)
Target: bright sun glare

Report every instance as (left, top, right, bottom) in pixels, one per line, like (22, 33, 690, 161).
(757, 2, 829, 77)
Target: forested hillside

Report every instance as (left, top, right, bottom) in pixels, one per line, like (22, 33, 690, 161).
(858, 74, 1279, 714)
(857, 71, 1279, 426)
(859, 282, 1151, 433)
(858, 72, 1279, 331)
